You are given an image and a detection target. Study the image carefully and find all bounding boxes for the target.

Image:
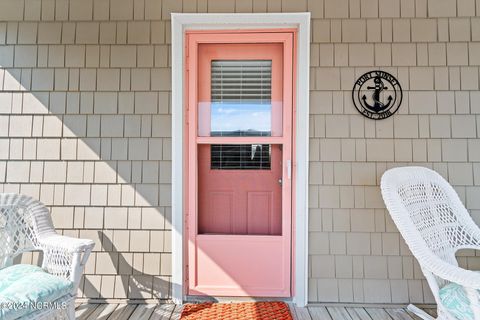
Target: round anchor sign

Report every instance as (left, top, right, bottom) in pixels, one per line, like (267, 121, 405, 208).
(352, 70, 402, 120)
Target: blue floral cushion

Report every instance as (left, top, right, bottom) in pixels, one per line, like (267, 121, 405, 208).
(0, 264, 73, 320)
(439, 282, 480, 320)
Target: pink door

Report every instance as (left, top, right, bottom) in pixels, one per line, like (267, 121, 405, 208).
(186, 31, 294, 297)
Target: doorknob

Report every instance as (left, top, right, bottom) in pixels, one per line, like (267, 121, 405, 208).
(278, 178, 282, 185)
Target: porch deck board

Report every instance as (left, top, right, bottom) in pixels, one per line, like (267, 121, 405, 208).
(346, 307, 373, 320)
(423, 308, 437, 317)
(75, 303, 433, 320)
(128, 304, 157, 320)
(169, 305, 183, 320)
(94, 303, 120, 319)
(84, 303, 116, 320)
(76, 303, 100, 320)
(291, 304, 313, 320)
(327, 306, 354, 320)
(365, 308, 394, 320)
(149, 304, 176, 320)
(308, 306, 332, 320)
(384, 308, 415, 320)
(106, 304, 137, 320)
(105, 304, 128, 320)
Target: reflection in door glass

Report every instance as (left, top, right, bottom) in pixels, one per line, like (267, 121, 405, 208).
(210, 103, 271, 136)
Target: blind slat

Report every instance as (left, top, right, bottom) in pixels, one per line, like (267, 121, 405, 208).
(211, 60, 272, 103)
(211, 144, 271, 170)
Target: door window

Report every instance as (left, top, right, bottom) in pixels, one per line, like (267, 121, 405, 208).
(198, 59, 282, 137)
(210, 144, 271, 170)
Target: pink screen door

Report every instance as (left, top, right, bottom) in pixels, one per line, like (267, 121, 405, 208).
(186, 31, 294, 297)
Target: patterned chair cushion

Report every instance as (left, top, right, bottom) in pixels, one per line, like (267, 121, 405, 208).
(439, 282, 480, 320)
(0, 264, 73, 320)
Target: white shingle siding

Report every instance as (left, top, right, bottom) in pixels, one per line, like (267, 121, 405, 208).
(0, 0, 479, 304)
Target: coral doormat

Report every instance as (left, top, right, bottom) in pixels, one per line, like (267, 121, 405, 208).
(180, 301, 293, 320)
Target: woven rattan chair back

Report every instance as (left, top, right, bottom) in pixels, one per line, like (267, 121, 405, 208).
(382, 167, 480, 320)
(0, 194, 55, 268)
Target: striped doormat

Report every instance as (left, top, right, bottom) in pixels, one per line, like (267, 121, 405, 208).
(180, 301, 293, 320)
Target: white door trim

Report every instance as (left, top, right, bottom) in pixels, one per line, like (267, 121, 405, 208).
(171, 12, 310, 307)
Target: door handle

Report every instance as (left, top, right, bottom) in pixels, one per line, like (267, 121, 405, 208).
(287, 160, 291, 179)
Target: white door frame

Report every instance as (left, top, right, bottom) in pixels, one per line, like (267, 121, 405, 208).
(171, 12, 310, 307)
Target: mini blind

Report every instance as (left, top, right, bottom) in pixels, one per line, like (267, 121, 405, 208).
(211, 60, 272, 102)
(211, 144, 271, 170)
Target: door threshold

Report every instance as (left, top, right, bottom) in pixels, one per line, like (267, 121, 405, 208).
(185, 295, 293, 303)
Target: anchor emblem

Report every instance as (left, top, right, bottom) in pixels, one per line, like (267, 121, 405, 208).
(352, 70, 403, 120)
(361, 76, 393, 113)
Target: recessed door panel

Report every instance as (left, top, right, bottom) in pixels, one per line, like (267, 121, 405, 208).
(248, 191, 276, 235)
(186, 32, 294, 297)
(203, 191, 233, 234)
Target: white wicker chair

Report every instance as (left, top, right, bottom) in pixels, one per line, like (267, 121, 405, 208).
(0, 193, 94, 319)
(381, 167, 480, 320)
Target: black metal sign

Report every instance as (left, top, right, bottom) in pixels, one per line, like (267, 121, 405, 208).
(352, 70, 402, 120)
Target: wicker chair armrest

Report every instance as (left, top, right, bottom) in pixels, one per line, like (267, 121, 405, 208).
(38, 234, 94, 292)
(39, 234, 95, 253)
(464, 226, 480, 248)
(425, 253, 480, 289)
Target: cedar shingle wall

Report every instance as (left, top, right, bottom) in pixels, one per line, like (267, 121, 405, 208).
(308, 0, 480, 304)
(0, 0, 479, 304)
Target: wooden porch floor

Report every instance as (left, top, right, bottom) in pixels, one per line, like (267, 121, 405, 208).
(75, 303, 435, 320)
